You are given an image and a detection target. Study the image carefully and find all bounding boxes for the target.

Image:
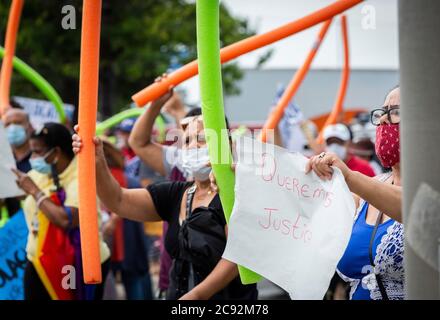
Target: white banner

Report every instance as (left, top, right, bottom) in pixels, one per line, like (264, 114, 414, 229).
(13, 97, 74, 129)
(223, 137, 355, 299)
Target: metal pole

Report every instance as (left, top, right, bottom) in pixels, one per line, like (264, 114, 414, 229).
(399, 0, 440, 299)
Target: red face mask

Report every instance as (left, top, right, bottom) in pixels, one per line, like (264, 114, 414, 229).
(375, 123, 400, 168)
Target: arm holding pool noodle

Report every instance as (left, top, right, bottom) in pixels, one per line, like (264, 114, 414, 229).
(197, 0, 261, 285)
(77, 0, 103, 284)
(317, 15, 350, 144)
(132, 0, 363, 107)
(0, 0, 24, 116)
(260, 19, 332, 143)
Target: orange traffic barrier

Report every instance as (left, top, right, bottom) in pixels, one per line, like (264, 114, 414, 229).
(132, 0, 363, 107)
(317, 15, 350, 143)
(77, 0, 103, 284)
(0, 0, 24, 115)
(260, 19, 332, 142)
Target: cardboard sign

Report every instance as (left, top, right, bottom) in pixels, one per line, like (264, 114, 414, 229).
(0, 210, 28, 300)
(223, 137, 355, 299)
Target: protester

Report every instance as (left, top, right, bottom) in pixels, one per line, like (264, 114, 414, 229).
(3, 101, 33, 173)
(101, 140, 153, 300)
(112, 118, 159, 299)
(350, 138, 383, 176)
(350, 112, 384, 175)
(323, 123, 376, 177)
(72, 112, 258, 300)
(115, 118, 138, 161)
(350, 112, 376, 144)
(322, 122, 375, 299)
(128, 82, 189, 179)
(2, 103, 35, 219)
(306, 87, 403, 300)
(1, 103, 34, 227)
(13, 122, 110, 300)
(128, 81, 199, 297)
(137, 161, 165, 296)
(273, 93, 322, 156)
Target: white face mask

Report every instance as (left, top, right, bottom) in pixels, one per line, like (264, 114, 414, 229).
(181, 147, 211, 181)
(326, 143, 347, 160)
(116, 135, 127, 150)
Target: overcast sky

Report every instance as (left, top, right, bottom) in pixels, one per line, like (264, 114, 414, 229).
(182, 0, 399, 105)
(220, 0, 399, 70)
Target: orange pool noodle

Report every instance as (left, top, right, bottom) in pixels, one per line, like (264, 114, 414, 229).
(260, 19, 332, 142)
(77, 0, 102, 284)
(132, 0, 363, 107)
(0, 0, 24, 115)
(317, 15, 350, 144)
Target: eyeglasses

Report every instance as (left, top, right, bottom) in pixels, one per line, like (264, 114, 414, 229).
(370, 105, 400, 126)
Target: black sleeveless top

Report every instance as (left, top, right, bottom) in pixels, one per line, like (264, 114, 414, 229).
(147, 181, 258, 300)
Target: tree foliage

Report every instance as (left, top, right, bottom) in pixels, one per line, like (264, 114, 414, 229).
(0, 0, 260, 119)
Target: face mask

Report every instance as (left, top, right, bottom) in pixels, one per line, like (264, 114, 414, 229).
(375, 123, 400, 168)
(326, 143, 347, 160)
(181, 147, 211, 181)
(30, 149, 55, 175)
(7, 124, 27, 147)
(116, 136, 127, 150)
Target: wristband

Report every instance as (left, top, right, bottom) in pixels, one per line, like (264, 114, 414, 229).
(36, 195, 49, 208)
(33, 190, 45, 201)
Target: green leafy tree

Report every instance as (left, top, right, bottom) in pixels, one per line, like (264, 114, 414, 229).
(0, 0, 265, 119)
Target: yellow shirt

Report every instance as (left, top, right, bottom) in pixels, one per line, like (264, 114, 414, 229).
(23, 157, 110, 263)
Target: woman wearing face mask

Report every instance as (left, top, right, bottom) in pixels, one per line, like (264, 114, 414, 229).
(323, 124, 375, 178)
(72, 116, 258, 300)
(306, 86, 403, 300)
(13, 123, 110, 300)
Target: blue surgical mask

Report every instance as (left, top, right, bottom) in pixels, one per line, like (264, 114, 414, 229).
(7, 124, 27, 147)
(30, 149, 55, 175)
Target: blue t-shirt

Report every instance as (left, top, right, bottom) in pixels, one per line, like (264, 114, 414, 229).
(337, 200, 404, 300)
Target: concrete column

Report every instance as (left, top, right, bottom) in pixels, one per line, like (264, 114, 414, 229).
(399, 0, 440, 299)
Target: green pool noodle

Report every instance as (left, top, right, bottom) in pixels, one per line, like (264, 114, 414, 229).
(0, 46, 66, 123)
(196, 0, 261, 284)
(95, 107, 166, 141)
